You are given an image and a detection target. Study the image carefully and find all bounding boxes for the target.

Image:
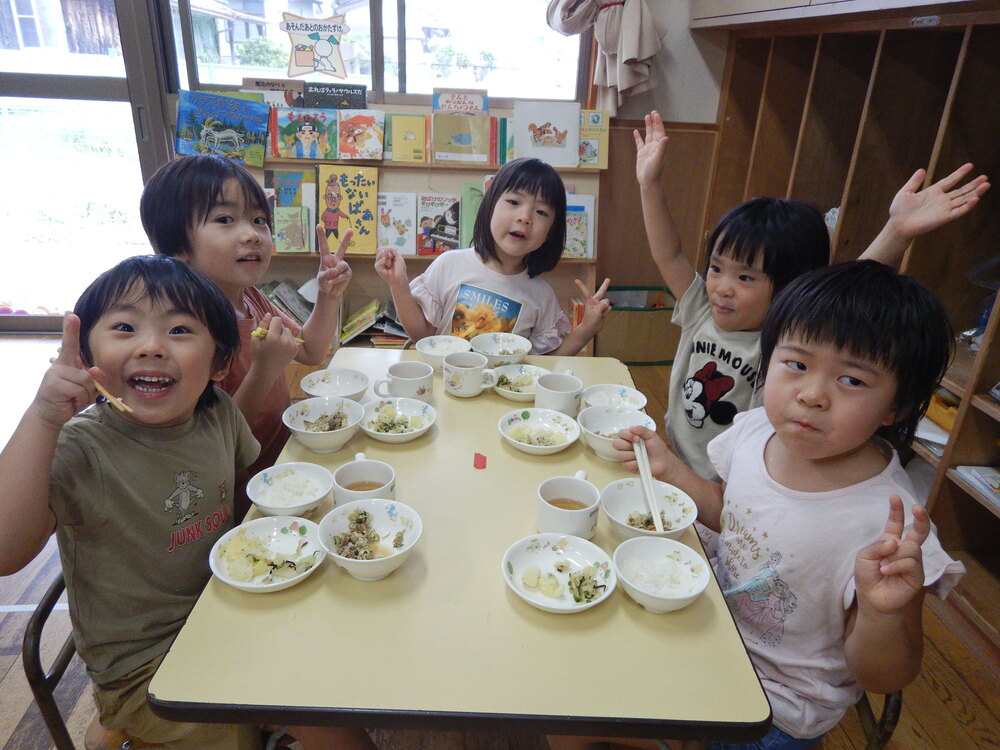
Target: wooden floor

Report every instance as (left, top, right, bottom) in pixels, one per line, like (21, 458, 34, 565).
(1, 337, 998, 750)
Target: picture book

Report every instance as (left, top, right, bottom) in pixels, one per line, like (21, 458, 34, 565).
(955, 465, 1000, 508)
(432, 88, 488, 115)
(316, 165, 379, 255)
(432, 113, 493, 164)
(303, 81, 367, 109)
(258, 279, 314, 326)
(270, 107, 337, 159)
(274, 206, 312, 254)
(337, 109, 385, 160)
(340, 297, 383, 345)
(241, 77, 304, 107)
(578, 109, 609, 169)
(204, 91, 264, 103)
(377, 192, 417, 255)
(564, 193, 595, 259)
(460, 182, 484, 248)
(265, 170, 317, 252)
(417, 193, 461, 255)
(513, 100, 580, 168)
(174, 89, 270, 167)
(388, 114, 429, 163)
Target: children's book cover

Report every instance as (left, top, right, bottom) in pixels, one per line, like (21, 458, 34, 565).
(241, 77, 305, 107)
(432, 113, 493, 165)
(417, 194, 461, 255)
(270, 107, 337, 159)
(337, 109, 385, 160)
(303, 82, 367, 109)
(389, 114, 428, 163)
(513, 100, 580, 168)
(564, 194, 595, 258)
(578, 109, 609, 169)
(316, 165, 379, 255)
(432, 88, 489, 115)
(460, 182, 484, 249)
(175, 90, 270, 167)
(377, 192, 417, 255)
(265, 170, 317, 252)
(451, 284, 522, 338)
(274, 206, 312, 254)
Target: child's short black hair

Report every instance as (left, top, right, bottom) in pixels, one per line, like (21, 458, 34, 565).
(74, 255, 239, 412)
(473, 157, 567, 278)
(707, 197, 830, 295)
(140, 154, 271, 257)
(759, 259, 953, 447)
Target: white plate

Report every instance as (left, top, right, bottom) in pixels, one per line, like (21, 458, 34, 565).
(501, 533, 617, 614)
(209, 516, 324, 593)
(497, 408, 580, 455)
(361, 398, 436, 443)
(492, 364, 550, 402)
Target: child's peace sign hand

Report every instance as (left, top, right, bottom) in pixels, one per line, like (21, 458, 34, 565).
(34, 313, 102, 430)
(854, 495, 929, 615)
(889, 163, 990, 241)
(577, 277, 611, 331)
(315, 225, 353, 297)
(634, 110, 670, 187)
(374, 247, 409, 288)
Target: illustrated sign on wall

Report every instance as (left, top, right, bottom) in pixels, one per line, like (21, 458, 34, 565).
(280, 13, 349, 79)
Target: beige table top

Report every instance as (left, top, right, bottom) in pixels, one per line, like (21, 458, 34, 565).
(149, 349, 770, 740)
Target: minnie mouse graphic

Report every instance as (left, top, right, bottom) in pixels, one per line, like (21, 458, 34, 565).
(682, 361, 737, 429)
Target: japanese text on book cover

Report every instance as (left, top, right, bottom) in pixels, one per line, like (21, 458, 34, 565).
(377, 193, 417, 255)
(317, 165, 379, 254)
(270, 107, 337, 159)
(417, 194, 461, 255)
(175, 90, 269, 167)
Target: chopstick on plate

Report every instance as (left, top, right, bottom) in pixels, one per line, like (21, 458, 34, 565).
(634, 438, 664, 532)
(250, 326, 305, 345)
(93, 380, 134, 414)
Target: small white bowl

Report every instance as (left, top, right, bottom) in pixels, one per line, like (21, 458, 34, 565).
(612, 537, 710, 613)
(300, 368, 370, 401)
(415, 335, 472, 372)
(492, 364, 550, 402)
(577, 406, 656, 461)
(210, 516, 324, 593)
(318, 498, 423, 581)
(498, 408, 580, 456)
(600, 477, 698, 541)
(470, 332, 531, 367)
(361, 398, 436, 443)
(582, 383, 648, 412)
(247, 462, 334, 517)
(283, 396, 364, 454)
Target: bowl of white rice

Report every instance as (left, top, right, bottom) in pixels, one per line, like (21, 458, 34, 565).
(612, 537, 710, 613)
(247, 462, 334, 517)
(581, 383, 647, 412)
(415, 335, 472, 372)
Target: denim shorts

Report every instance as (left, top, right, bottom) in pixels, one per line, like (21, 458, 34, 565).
(705, 725, 824, 750)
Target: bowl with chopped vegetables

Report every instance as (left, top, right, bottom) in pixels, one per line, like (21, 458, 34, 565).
(300, 367, 370, 401)
(210, 516, 324, 593)
(360, 398, 436, 443)
(600, 477, 697, 542)
(577, 406, 656, 462)
(498, 408, 580, 455)
(283, 396, 364, 454)
(492, 364, 550, 402)
(318, 498, 423, 581)
(501, 533, 616, 614)
(581, 383, 647, 412)
(470, 332, 531, 367)
(612, 536, 710, 613)
(415, 335, 472, 372)
(246, 461, 334, 517)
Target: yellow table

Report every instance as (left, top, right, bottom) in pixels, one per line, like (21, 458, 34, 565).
(148, 349, 771, 741)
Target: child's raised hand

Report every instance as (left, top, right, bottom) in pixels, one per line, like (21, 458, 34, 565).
(634, 110, 670, 187)
(576, 277, 611, 332)
(249, 313, 299, 373)
(374, 247, 409, 287)
(315, 225, 353, 297)
(888, 163, 990, 241)
(34, 313, 101, 430)
(854, 495, 929, 615)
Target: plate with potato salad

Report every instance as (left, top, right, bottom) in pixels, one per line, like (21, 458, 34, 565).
(210, 516, 324, 593)
(501, 533, 616, 613)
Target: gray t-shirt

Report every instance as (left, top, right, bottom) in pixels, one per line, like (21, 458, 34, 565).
(50, 390, 259, 684)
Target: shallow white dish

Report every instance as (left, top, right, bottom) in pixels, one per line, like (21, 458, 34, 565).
(581, 383, 648, 412)
(283, 396, 364, 454)
(246, 461, 333, 517)
(470, 332, 531, 367)
(501, 533, 616, 614)
(300, 368, 370, 401)
(613, 537, 710, 613)
(361, 398, 436, 443)
(492, 364, 550, 402)
(210, 516, 324, 593)
(600, 477, 698, 541)
(318, 498, 423, 581)
(577, 406, 656, 461)
(415, 335, 472, 372)
(497, 408, 580, 455)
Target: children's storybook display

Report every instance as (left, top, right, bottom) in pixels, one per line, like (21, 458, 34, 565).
(377, 193, 417, 255)
(265, 169, 318, 253)
(337, 109, 384, 159)
(578, 109, 609, 169)
(432, 113, 493, 164)
(387, 114, 429, 163)
(273, 206, 312, 253)
(432, 88, 489, 115)
(241, 77, 304, 107)
(564, 193, 595, 258)
(303, 82, 367, 109)
(270, 107, 337, 159)
(417, 194, 461, 255)
(513, 100, 581, 168)
(175, 90, 269, 167)
(316, 165, 379, 254)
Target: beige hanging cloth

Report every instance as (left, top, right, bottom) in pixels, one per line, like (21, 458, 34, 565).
(546, 0, 665, 115)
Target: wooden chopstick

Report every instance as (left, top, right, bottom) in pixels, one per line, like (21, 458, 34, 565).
(634, 439, 665, 532)
(94, 380, 134, 414)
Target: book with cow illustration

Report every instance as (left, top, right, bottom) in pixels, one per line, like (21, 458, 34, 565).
(174, 89, 270, 167)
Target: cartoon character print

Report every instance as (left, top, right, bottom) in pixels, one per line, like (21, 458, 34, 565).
(163, 471, 205, 526)
(339, 115, 378, 158)
(723, 552, 797, 647)
(682, 361, 737, 428)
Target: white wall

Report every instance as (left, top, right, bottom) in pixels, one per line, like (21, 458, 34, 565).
(616, 1, 728, 124)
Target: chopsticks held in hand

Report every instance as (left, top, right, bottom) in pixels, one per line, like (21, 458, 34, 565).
(94, 380, 134, 414)
(634, 438, 664, 532)
(250, 326, 305, 344)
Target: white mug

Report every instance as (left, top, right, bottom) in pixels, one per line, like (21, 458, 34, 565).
(536, 470, 601, 540)
(442, 351, 496, 398)
(535, 372, 584, 417)
(332, 452, 396, 505)
(373, 360, 434, 402)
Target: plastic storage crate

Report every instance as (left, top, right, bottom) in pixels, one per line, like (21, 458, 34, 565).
(594, 286, 679, 365)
